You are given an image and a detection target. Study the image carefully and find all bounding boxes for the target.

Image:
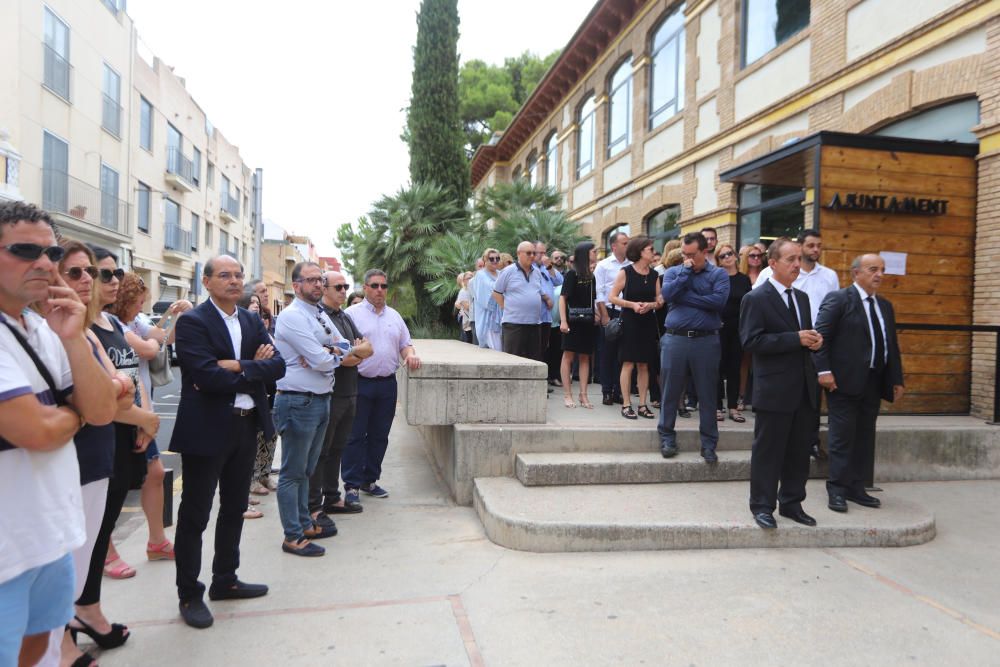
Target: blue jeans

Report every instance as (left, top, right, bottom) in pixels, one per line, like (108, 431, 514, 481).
(657, 333, 721, 451)
(342, 377, 398, 490)
(275, 393, 330, 541)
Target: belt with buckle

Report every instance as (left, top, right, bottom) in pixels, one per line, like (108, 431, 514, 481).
(276, 390, 330, 397)
(664, 328, 718, 338)
(232, 407, 256, 417)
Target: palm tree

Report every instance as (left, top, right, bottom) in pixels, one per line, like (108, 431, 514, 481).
(474, 180, 561, 228)
(489, 207, 587, 256)
(423, 229, 488, 305)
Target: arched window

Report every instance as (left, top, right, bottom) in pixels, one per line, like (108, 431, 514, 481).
(545, 132, 558, 186)
(577, 95, 596, 178)
(649, 4, 686, 130)
(526, 151, 538, 186)
(512, 165, 523, 182)
(607, 58, 633, 158)
(645, 205, 681, 252)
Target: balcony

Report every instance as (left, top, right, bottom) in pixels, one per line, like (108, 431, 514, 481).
(43, 45, 71, 102)
(165, 148, 195, 192)
(220, 191, 240, 224)
(164, 222, 192, 261)
(42, 168, 130, 238)
(102, 94, 122, 138)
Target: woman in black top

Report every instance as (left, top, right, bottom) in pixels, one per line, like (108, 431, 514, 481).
(559, 242, 598, 408)
(715, 243, 752, 422)
(609, 237, 663, 419)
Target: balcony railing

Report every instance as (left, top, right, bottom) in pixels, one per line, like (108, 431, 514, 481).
(102, 94, 122, 137)
(43, 44, 71, 101)
(42, 168, 130, 236)
(164, 222, 192, 256)
(166, 148, 195, 190)
(220, 191, 240, 220)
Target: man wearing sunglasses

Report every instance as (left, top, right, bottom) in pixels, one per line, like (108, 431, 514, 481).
(0, 201, 119, 664)
(493, 241, 552, 361)
(343, 269, 421, 507)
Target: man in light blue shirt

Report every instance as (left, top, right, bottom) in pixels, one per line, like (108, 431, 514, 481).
(273, 262, 350, 558)
(493, 241, 552, 360)
(535, 241, 564, 367)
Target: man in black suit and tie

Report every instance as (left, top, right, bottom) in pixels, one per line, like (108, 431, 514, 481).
(170, 255, 286, 628)
(739, 237, 822, 529)
(813, 253, 904, 513)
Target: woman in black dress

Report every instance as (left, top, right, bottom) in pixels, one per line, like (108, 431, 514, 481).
(559, 242, 598, 408)
(609, 236, 663, 419)
(715, 243, 752, 422)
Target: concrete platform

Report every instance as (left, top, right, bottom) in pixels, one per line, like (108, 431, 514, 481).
(516, 451, 829, 485)
(474, 477, 936, 552)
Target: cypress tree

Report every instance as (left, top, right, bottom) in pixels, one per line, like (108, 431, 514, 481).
(407, 0, 469, 206)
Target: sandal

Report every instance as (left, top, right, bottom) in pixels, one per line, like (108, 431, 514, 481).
(651, 400, 660, 409)
(69, 615, 129, 649)
(730, 410, 746, 423)
(716, 409, 726, 422)
(243, 508, 264, 519)
(250, 482, 269, 496)
(563, 396, 576, 408)
(636, 405, 655, 419)
(146, 540, 175, 561)
(248, 497, 261, 505)
(737, 396, 745, 412)
(103, 556, 135, 580)
(621, 405, 637, 420)
(579, 395, 594, 409)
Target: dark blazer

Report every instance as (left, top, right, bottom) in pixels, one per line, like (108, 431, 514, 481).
(739, 281, 819, 413)
(170, 300, 286, 456)
(812, 286, 904, 401)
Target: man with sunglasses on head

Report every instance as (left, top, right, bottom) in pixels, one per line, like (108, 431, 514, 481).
(343, 269, 421, 507)
(170, 254, 286, 628)
(0, 201, 119, 665)
(308, 271, 373, 524)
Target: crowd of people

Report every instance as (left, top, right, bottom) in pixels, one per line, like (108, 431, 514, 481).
(0, 201, 420, 664)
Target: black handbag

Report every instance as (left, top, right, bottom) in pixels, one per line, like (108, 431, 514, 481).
(567, 276, 596, 322)
(603, 271, 627, 341)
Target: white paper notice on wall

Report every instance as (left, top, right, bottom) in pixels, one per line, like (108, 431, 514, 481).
(880, 251, 907, 276)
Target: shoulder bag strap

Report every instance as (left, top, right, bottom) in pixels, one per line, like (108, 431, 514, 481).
(1, 318, 65, 405)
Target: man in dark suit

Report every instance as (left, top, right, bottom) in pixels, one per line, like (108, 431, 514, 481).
(813, 253, 904, 513)
(170, 255, 286, 629)
(739, 237, 822, 529)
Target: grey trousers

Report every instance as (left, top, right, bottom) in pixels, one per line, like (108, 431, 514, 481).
(308, 395, 358, 513)
(657, 333, 721, 450)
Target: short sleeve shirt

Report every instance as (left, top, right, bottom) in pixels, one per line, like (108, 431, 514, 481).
(493, 263, 545, 325)
(0, 310, 85, 584)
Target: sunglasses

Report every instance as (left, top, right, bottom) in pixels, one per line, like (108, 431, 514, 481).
(327, 283, 350, 291)
(367, 283, 388, 290)
(64, 266, 99, 280)
(717, 251, 735, 260)
(99, 268, 125, 283)
(748, 253, 763, 260)
(1, 243, 66, 262)
(315, 313, 332, 336)
(487, 256, 500, 262)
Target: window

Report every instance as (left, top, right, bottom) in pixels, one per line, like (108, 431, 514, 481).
(603, 224, 630, 255)
(102, 64, 121, 137)
(205, 222, 213, 247)
(650, 6, 685, 129)
(577, 95, 596, 178)
(192, 147, 201, 187)
(526, 152, 538, 186)
(43, 8, 71, 101)
(137, 182, 151, 233)
(645, 206, 681, 252)
(190, 213, 199, 250)
(42, 131, 69, 213)
(207, 162, 215, 188)
(545, 132, 558, 186)
(742, 0, 810, 66)
(512, 165, 523, 182)
(737, 184, 805, 248)
(607, 58, 632, 158)
(139, 97, 153, 151)
(875, 98, 981, 143)
(101, 0, 123, 14)
(100, 164, 120, 231)
(167, 124, 181, 164)
(220, 229, 229, 254)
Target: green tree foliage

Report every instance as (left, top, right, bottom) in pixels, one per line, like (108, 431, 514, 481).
(423, 230, 488, 306)
(474, 180, 561, 225)
(488, 207, 587, 261)
(460, 50, 560, 153)
(407, 0, 469, 205)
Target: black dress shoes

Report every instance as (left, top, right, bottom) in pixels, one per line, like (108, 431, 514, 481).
(779, 506, 817, 526)
(660, 445, 678, 458)
(846, 491, 882, 508)
(700, 448, 718, 463)
(754, 512, 777, 529)
(602, 393, 614, 406)
(810, 443, 828, 461)
(208, 580, 269, 601)
(179, 599, 214, 629)
(828, 495, 848, 512)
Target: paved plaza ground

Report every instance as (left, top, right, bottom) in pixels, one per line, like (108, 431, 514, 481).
(97, 396, 1000, 666)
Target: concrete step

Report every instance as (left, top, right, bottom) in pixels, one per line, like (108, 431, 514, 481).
(515, 451, 829, 486)
(473, 477, 936, 552)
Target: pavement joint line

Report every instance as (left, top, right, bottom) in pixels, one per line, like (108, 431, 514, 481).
(824, 549, 1000, 642)
(448, 594, 486, 667)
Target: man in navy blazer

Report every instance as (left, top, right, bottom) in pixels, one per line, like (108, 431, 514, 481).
(170, 255, 286, 629)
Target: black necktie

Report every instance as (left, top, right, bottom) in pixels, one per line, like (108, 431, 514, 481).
(785, 288, 799, 327)
(867, 296, 886, 371)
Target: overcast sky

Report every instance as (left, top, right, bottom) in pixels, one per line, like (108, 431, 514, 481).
(127, 0, 597, 257)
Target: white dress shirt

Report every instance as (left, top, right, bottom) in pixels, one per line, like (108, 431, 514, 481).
(594, 254, 632, 307)
(854, 282, 888, 368)
(210, 298, 255, 409)
(753, 262, 840, 323)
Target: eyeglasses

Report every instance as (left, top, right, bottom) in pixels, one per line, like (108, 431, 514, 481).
(367, 283, 388, 290)
(214, 271, 244, 281)
(748, 253, 763, 260)
(64, 266, 99, 280)
(1, 243, 66, 262)
(99, 268, 125, 283)
(295, 276, 323, 285)
(717, 251, 735, 260)
(328, 283, 350, 291)
(487, 255, 500, 262)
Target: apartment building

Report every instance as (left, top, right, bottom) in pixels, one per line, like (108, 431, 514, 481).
(471, 0, 999, 417)
(0, 0, 261, 305)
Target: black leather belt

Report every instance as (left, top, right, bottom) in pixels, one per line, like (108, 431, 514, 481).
(232, 407, 256, 417)
(362, 375, 395, 382)
(664, 328, 718, 338)
(276, 390, 331, 397)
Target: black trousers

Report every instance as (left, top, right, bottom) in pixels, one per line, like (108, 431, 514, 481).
(749, 402, 815, 514)
(502, 323, 539, 360)
(826, 371, 882, 497)
(546, 327, 562, 380)
(599, 309, 622, 396)
(309, 395, 357, 513)
(538, 324, 552, 365)
(175, 414, 256, 602)
(717, 325, 742, 410)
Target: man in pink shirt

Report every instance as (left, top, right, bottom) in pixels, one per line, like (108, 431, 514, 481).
(342, 269, 421, 505)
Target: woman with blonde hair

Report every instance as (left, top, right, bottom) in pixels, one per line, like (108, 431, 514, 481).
(454, 272, 474, 343)
(738, 244, 765, 285)
(714, 244, 751, 422)
(472, 248, 503, 350)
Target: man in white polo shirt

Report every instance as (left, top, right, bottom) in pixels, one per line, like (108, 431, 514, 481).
(0, 201, 117, 665)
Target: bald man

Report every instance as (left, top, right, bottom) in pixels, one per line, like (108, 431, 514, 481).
(813, 254, 904, 513)
(492, 241, 552, 360)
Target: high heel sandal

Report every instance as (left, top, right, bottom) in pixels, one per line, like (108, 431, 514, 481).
(621, 405, 637, 420)
(563, 396, 577, 408)
(579, 395, 594, 409)
(70, 615, 130, 649)
(636, 405, 655, 419)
